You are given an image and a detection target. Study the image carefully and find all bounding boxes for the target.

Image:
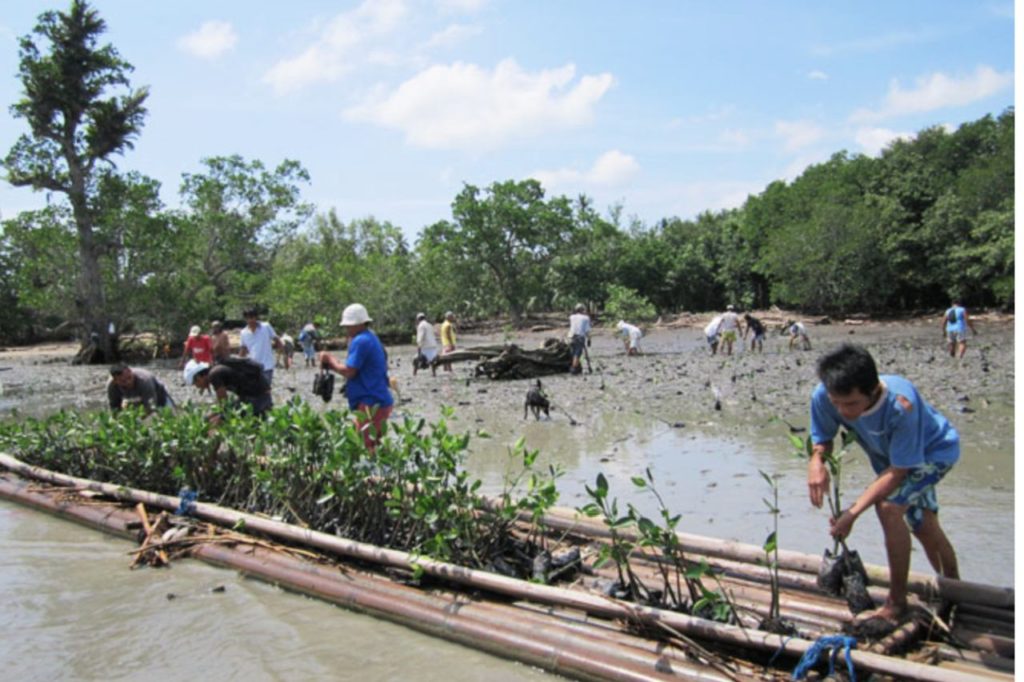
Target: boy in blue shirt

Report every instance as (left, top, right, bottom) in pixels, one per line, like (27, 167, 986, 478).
(808, 344, 960, 626)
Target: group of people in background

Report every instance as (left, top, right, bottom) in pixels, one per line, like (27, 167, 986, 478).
(105, 298, 981, 629)
(702, 305, 810, 356)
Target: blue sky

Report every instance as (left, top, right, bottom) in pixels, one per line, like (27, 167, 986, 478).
(0, 1, 1015, 244)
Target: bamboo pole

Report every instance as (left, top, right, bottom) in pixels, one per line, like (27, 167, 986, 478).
(0, 455, 1003, 682)
(0, 474, 722, 682)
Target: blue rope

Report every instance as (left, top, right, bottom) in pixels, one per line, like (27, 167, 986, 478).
(175, 487, 198, 516)
(791, 635, 857, 681)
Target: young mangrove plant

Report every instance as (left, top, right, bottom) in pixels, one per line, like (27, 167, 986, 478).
(627, 467, 732, 621)
(757, 469, 796, 635)
(0, 402, 557, 574)
(579, 472, 649, 602)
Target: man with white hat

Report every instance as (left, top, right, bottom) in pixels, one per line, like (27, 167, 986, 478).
(616, 320, 643, 356)
(179, 324, 213, 369)
(414, 312, 438, 377)
(319, 303, 394, 449)
(183, 356, 272, 421)
(718, 304, 742, 356)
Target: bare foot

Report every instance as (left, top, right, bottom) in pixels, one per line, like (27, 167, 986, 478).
(854, 601, 905, 625)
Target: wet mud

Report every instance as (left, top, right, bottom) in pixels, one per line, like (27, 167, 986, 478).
(0, 314, 1014, 587)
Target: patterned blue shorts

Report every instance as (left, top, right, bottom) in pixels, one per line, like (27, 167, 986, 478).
(887, 462, 953, 532)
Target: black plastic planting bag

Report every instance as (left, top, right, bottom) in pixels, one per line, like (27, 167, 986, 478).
(843, 570, 875, 613)
(312, 370, 335, 403)
(817, 548, 845, 595)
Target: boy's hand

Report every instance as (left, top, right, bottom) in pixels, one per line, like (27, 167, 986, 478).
(829, 509, 857, 540)
(807, 455, 830, 508)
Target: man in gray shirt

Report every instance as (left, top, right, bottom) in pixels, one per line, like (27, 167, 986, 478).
(107, 365, 175, 414)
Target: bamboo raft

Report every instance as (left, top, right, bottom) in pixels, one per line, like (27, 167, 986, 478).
(0, 453, 1013, 681)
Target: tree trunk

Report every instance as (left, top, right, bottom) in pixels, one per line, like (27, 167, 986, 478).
(70, 177, 115, 365)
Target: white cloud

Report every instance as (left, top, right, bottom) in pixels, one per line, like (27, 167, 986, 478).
(437, 0, 487, 13)
(264, 0, 407, 95)
(177, 21, 238, 60)
(774, 119, 826, 152)
(854, 127, 914, 156)
(344, 58, 614, 149)
(532, 150, 640, 189)
(807, 70, 829, 81)
(850, 65, 1013, 123)
(422, 23, 482, 50)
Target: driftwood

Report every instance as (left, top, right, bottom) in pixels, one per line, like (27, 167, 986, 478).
(474, 339, 572, 380)
(431, 341, 573, 379)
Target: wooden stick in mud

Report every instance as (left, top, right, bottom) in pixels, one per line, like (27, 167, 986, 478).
(132, 502, 168, 567)
(0, 454, 1000, 682)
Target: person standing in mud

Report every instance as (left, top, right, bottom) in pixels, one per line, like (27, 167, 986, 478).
(298, 322, 318, 367)
(320, 303, 394, 450)
(807, 344, 960, 629)
(567, 304, 591, 374)
(743, 313, 766, 353)
(178, 325, 213, 369)
(414, 312, 438, 377)
(439, 311, 457, 373)
(942, 299, 978, 359)
(210, 321, 231, 363)
(718, 305, 742, 355)
(239, 307, 282, 386)
(107, 365, 175, 415)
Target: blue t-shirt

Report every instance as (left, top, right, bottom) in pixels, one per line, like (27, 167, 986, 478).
(944, 306, 966, 333)
(810, 375, 959, 475)
(344, 330, 393, 410)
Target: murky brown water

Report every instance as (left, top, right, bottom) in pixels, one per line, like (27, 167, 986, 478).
(0, 317, 1014, 678)
(0, 500, 549, 681)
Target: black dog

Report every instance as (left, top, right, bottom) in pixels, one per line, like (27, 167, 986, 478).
(524, 379, 550, 420)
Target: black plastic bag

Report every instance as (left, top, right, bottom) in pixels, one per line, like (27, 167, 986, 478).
(817, 547, 845, 595)
(843, 570, 875, 613)
(312, 370, 335, 403)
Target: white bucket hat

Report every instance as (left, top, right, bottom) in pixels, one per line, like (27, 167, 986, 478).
(340, 303, 372, 326)
(183, 359, 210, 385)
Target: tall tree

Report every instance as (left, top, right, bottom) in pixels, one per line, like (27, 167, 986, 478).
(447, 179, 576, 319)
(3, 0, 148, 362)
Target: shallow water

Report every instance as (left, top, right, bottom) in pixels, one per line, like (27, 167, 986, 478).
(0, 319, 1014, 678)
(0, 500, 549, 681)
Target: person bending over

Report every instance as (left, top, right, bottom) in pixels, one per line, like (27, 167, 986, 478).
(807, 344, 960, 627)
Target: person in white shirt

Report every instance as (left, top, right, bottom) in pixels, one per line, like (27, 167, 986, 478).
(703, 315, 723, 355)
(567, 304, 592, 374)
(414, 312, 438, 377)
(615, 320, 643, 356)
(239, 307, 282, 385)
(718, 305, 743, 356)
(788, 320, 812, 351)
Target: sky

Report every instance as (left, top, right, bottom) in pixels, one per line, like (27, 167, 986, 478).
(0, 1, 1016, 244)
